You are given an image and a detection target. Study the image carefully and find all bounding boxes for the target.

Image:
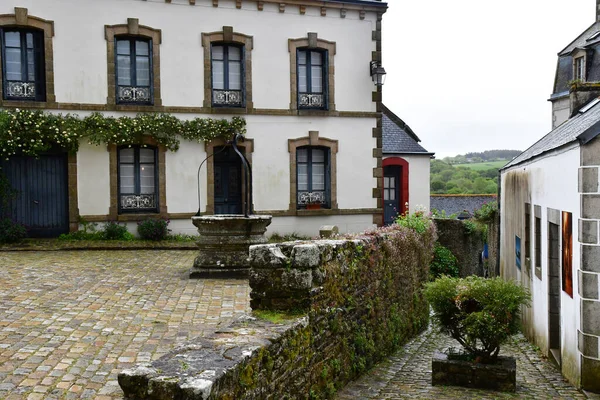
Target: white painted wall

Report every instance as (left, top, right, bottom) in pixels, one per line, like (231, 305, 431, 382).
(552, 97, 570, 129)
(500, 144, 581, 386)
(77, 142, 110, 215)
(2, 0, 378, 112)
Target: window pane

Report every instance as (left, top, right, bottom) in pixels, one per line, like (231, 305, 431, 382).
(311, 51, 322, 65)
(116, 40, 130, 55)
(139, 148, 155, 163)
(298, 65, 307, 93)
(136, 40, 149, 56)
(228, 62, 242, 90)
(26, 33, 33, 49)
(212, 45, 224, 60)
(228, 46, 241, 61)
(119, 148, 135, 163)
(5, 48, 22, 81)
(297, 148, 308, 163)
(136, 56, 150, 86)
(212, 60, 224, 90)
(311, 66, 323, 93)
(312, 149, 325, 163)
(119, 164, 135, 193)
(27, 49, 35, 81)
(117, 55, 131, 85)
(298, 164, 308, 191)
(389, 190, 396, 201)
(4, 31, 20, 47)
(298, 50, 307, 65)
(312, 164, 325, 191)
(139, 165, 155, 194)
(384, 189, 389, 201)
(384, 177, 390, 188)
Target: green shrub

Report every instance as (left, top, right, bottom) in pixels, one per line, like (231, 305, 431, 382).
(474, 202, 498, 224)
(396, 210, 431, 234)
(101, 221, 133, 240)
(137, 218, 170, 241)
(430, 244, 459, 279)
(0, 218, 27, 243)
(58, 231, 103, 241)
(424, 276, 530, 362)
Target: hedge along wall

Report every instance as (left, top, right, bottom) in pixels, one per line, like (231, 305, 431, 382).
(247, 222, 436, 397)
(118, 223, 436, 399)
(434, 219, 486, 277)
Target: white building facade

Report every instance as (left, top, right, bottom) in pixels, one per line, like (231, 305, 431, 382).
(0, 0, 388, 237)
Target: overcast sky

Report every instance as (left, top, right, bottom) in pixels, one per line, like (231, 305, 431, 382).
(382, 0, 594, 158)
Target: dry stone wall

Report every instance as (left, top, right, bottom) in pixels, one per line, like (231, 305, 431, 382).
(119, 223, 436, 399)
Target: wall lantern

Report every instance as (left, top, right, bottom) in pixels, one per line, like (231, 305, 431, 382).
(370, 61, 387, 86)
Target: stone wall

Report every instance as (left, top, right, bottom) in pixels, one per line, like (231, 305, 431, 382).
(435, 219, 485, 277)
(119, 222, 436, 399)
(431, 194, 497, 216)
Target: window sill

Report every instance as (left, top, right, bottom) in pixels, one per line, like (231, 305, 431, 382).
(209, 106, 249, 114)
(296, 208, 336, 216)
(0, 99, 54, 108)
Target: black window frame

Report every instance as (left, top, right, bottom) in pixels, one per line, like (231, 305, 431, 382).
(117, 145, 159, 214)
(296, 48, 328, 110)
(0, 27, 46, 102)
(114, 36, 153, 105)
(296, 146, 331, 209)
(210, 43, 245, 108)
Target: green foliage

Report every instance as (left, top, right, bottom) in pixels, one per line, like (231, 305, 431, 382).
(463, 220, 488, 242)
(165, 233, 196, 242)
(0, 108, 246, 158)
(431, 209, 457, 219)
(101, 221, 133, 241)
(137, 218, 170, 241)
(474, 201, 498, 224)
(395, 210, 432, 234)
(424, 276, 530, 362)
(430, 159, 499, 194)
(252, 309, 306, 324)
(430, 244, 459, 279)
(0, 217, 27, 243)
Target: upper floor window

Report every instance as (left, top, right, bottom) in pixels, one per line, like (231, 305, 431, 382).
(211, 44, 244, 107)
(118, 146, 158, 213)
(297, 146, 330, 209)
(575, 56, 585, 81)
(115, 37, 152, 104)
(297, 49, 326, 110)
(1, 28, 45, 101)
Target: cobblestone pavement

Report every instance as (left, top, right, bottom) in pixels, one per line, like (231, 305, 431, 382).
(337, 326, 600, 400)
(0, 250, 250, 400)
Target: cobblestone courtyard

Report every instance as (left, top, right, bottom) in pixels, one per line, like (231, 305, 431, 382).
(0, 250, 250, 399)
(0, 250, 596, 400)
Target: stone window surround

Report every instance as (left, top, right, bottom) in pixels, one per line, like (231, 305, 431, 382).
(288, 33, 336, 112)
(204, 137, 254, 215)
(0, 7, 55, 107)
(108, 138, 167, 221)
(105, 18, 162, 107)
(202, 26, 254, 111)
(534, 204, 542, 280)
(288, 131, 338, 212)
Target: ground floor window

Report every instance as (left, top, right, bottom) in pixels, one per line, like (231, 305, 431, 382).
(118, 145, 158, 212)
(296, 146, 330, 209)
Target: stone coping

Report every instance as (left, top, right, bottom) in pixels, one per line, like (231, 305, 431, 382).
(0, 239, 197, 252)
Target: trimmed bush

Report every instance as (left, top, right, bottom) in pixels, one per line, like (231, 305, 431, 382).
(137, 218, 170, 241)
(102, 221, 133, 240)
(424, 276, 530, 362)
(430, 243, 459, 279)
(0, 218, 27, 243)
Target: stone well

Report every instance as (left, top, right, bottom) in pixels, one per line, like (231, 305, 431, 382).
(190, 215, 272, 278)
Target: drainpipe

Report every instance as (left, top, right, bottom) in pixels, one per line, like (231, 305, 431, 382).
(496, 169, 502, 277)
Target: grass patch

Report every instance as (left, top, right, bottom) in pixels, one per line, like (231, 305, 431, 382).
(253, 309, 306, 324)
(453, 160, 508, 171)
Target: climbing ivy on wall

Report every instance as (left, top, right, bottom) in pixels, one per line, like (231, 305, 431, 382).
(0, 108, 246, 158)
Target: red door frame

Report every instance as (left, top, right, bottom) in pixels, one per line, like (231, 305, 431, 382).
(382, 157, 409, 223)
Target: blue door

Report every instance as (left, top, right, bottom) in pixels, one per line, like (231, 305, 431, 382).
(0, 153, 69, 237)
(214, 146, 242, 215)
(383, 166, 401, 226)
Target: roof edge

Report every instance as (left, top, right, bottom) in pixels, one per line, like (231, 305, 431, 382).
(558, 22, 598, 56)
(381, 104, 421, 142)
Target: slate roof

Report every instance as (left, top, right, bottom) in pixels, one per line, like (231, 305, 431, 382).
(503, 97, 600, 170)
(382, 105, 433, 155)
(552, 22, 600, 97)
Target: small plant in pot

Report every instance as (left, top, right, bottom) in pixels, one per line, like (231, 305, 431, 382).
(424, 276, 530, 392)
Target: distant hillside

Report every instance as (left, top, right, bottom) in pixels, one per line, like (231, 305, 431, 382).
(442, 150, 521, 165)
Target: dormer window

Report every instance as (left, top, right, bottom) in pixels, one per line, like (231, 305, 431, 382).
(575, 56, 585, 81)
